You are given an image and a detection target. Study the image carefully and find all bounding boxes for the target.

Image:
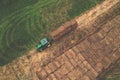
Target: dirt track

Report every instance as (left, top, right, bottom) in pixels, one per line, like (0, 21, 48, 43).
(0, 0, 120, 80)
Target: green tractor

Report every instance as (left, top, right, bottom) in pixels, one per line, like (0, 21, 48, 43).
(36, 38, 52, 52)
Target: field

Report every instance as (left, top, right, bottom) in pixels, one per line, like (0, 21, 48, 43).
(0, 0, 104, 66)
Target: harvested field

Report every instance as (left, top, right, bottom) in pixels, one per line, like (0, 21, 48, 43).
(35, 10, 120, 80)
(0, 0, 119, 80)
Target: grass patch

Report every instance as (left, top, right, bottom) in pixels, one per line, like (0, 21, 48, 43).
(0, 0, 103, 66)
(0, 0, 38, 20)
(101, 61, 120, 80)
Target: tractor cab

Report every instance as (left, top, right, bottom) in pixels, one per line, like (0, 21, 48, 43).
(36, 38, 52, 51)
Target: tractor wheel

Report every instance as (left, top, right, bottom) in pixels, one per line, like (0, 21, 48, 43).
(39, 48, 43, 52)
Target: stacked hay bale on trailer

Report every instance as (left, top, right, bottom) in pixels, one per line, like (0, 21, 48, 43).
(50, 19, 78, 41)
(36, 19, 78, 51)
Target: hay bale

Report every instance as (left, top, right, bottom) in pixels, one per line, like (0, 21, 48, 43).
(51, 19, 78, 41)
